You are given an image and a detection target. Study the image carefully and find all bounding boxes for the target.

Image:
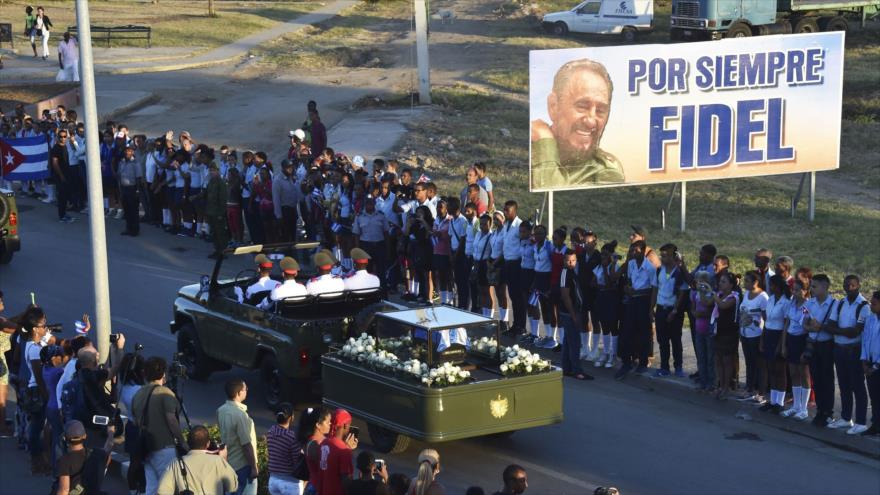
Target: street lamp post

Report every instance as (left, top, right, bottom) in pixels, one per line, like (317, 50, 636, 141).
(75, 0, 113, 363)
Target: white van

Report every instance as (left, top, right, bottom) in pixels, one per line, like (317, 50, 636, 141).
(542, 0, 654, 42)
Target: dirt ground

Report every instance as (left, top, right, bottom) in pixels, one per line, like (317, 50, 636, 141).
(0, 82, 77, 112)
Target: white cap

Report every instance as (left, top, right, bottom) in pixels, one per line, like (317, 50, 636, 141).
(352, 155, 365, 168)
(293, 129, 306, 141)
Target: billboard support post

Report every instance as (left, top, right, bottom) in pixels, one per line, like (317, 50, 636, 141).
(808, 171, 816, 222)
(680, 181, 687, 232)
(414, 0, 431, 104)
(547, 191, 554, 235)
(660, 183, 678, 231)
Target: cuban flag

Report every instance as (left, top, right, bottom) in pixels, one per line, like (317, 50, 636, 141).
(1, 135, 50, 181)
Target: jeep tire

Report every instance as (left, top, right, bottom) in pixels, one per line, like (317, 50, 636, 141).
(177, 323, 216, 381)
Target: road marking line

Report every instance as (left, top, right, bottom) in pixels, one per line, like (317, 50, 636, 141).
(111, 316, 175, 343)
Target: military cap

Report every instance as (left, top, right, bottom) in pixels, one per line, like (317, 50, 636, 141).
(320, 248, 337, 264)
(314, 252, 333, 269)
(280, 257, 300, 274)
(255, 254, 273, 268)
(350, 248, 371, 262)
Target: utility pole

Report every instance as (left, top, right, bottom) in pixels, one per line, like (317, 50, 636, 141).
(75, 0, 113, 364)
(208, 0, 217, 17)
(413, 0, 431, 104)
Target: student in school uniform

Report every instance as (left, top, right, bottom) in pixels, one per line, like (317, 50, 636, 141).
(615, 240, 655, 379)
(780, 278, 813, 421)
(558, 250, 593, 381)
(827, 275, 870, 434)
(860, 291, 880, 436)
(803, 274, 837, 427)
(738, 271, 770, 403)
(529, 225, 554, 348)
(592, 241, 621, 368)
(651, 244, 689, 378)
(488, 211, 508, 329)
(518, 222, 537, 345)
(543, 227, 570, 351)
(759, 275, 791, 414)
(473, 214, 495, 319)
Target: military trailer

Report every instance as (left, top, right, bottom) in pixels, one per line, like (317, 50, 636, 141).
(322, 306, 564, 453)
(170, 242, 386, 408)
(670, 0, 880, 40)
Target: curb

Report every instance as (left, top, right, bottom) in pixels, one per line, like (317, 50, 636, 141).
(100, 92, 160, 122)
(99, 53, 243, 75)
(599, 364, 880, 459)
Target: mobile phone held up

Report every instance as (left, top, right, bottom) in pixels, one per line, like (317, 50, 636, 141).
(349, 426, 360, 440)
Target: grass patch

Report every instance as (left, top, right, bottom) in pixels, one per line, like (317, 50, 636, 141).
(251, 0, 410, 69)
(0, 83, 77, 109)
(393, 82, 879, 292)
(0, 0, 320, 49)
(470, 68, 529, 93)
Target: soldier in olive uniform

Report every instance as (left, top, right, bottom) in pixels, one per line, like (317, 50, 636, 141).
(531, 58, 624, 190)
(204, 162, 229, 259)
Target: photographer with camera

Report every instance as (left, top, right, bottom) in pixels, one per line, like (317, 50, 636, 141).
(132, 356, 189, 495)
(74, 333, 126, 450)
(22, 307, 55, 474)
(157, 424, 238, 495)
(346, 450, 390, 495)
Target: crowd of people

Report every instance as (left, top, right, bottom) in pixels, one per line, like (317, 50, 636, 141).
(2, 90, 880, 493)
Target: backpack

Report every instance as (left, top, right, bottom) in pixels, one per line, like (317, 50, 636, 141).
(61, 371, 88, 424)
(836, 299, 868, 325)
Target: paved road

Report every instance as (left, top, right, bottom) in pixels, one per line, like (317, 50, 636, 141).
(2, 196, 879, 494)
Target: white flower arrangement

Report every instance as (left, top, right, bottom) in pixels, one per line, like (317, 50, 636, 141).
(338, 333, 471, 388)
(470, 336, 498, 356)
(500, 345, 551, 376)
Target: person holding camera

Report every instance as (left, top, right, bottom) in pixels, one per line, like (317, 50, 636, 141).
(318, 408, 359, 495)
(75, 335, 126, 450)
(346, 450, 390, 495)
(217, 379, 259, 495)
(23, 307, 53, 474)
(157, 424, 238, 495)
(132, 356, 189, 495)
(54, 419, 116, 495)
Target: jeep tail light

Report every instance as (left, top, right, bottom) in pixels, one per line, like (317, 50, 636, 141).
(8, 212, 17, 226)
(299, 348, 310, 368)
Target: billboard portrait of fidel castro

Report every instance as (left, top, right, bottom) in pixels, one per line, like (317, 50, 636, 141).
(531, 58, 624, 190)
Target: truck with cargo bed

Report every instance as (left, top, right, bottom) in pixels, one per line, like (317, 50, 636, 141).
(670, 0, 880, 40)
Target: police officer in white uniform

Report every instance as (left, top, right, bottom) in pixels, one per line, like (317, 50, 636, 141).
(344, 248, 381, 291)
(307, 252, 346, 296)
(259, 257, 307, 310)
(242, 254, 280, 303)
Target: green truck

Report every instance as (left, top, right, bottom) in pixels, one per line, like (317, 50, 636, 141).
(0, 188, 21, 264)
(670, 0, 880, 40)
(169, 242, 387, 408)
(322, 306, 564, 453)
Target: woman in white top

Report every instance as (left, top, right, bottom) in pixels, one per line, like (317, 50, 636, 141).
(592, 241, 621, 368)
(760, 274, 791, 414)
(739, 271, 769, 402)
(472, 214, 495, 319)
(488, 211, 508, 329)
(781, 278, 812, 420)
(529, 225, 553, 347)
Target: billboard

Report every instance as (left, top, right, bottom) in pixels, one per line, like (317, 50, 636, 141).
(529, 32, 844, 192)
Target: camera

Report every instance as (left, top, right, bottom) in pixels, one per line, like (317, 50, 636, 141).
(109, 333, 120, 344)
(207, 441, 226, 454)
(92, 415, 110, 426)
(47, 323, 63, 333)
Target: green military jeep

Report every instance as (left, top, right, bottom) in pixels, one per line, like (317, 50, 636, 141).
(0, 188, 21, 264)
(169, 242, 389, 408)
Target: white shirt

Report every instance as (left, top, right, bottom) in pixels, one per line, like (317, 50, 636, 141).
(472, 231, 492, 262)
(533, 240, 552, 273)
(464, 217, 479, 257)
(490, 230, 505, 260)
(242, 166, 258, 199)
(862, 314, 880, 363)
(627, 259, 656, 292)
(831, 294, 869, 345)
(189, 163, 204, 188)
(805, 296, 836, 342)
(306, 274, 345, 296)
(375, 193, 399, 226)
(145, 151, 163, 183)
(58, 39, 79, 66)
(343, 270, 380, 291)
(785, 299, 809, 336)
(764, 294, 789, 331)
(245, 276, 280, 300)
(259, 279, 308, 309)
(520, 240, 535, 270)
(655, 266, 686, 307)
(174, 163, 189, 188)
(56, 358, 78, 409)
(739, 291, 769, 338)
(501, 217, 523, 260)
(449, 214, 468, 252)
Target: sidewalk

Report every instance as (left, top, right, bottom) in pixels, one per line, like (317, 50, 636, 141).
(0, 0, 357, 80)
